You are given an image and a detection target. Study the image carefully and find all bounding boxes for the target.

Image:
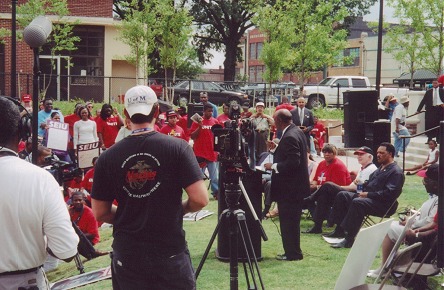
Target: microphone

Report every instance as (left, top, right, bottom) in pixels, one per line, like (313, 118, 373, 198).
(23, 16, 53, 48)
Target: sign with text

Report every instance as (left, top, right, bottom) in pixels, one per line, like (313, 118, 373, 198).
(77, 142, 100, 169)
(46, 120, 69, 151)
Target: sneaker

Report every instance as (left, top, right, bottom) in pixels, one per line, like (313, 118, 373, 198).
(367, 268, 385, 278)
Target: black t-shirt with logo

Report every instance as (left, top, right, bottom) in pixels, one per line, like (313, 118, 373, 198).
(92, 131, 204, 256)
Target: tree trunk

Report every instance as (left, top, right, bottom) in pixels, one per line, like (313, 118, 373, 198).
(224, 39, 239, 82)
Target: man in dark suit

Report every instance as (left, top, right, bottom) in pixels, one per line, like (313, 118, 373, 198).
(416, 80, 444, 142)
(290, 97, 314, 147)
(264, 109, 310, 261)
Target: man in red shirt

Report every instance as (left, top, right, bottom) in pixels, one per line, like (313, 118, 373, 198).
(216, 103, 231, 126)
(191, 103, 220, 199)
(176, 106, 190, 141)
(64, 103, 82, 162)
(69, 191, 100, 245)
(160, 110, 187, 141)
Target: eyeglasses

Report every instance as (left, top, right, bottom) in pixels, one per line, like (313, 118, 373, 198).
(87, 105, 93, 109)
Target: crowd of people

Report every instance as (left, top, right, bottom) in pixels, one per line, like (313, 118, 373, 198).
(1, 77, 442, 289)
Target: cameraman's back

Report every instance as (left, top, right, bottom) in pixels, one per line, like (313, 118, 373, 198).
(0, 97, 78, 289)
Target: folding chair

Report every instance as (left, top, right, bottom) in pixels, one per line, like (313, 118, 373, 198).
(362, 200, 399, 228)
(350, 242, 423, 290)
(393, 236, 441, 290)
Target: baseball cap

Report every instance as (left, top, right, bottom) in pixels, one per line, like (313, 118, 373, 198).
(21, 94, 31, 103)
(166, 110, 177, 118)
(417, 164, 439, 181)
(124, 85, 157, 118)
(242, 101, 250, 109)
(256, 102, 265, 107)
(354, 146, 373, 155)
(400, 95, 410, 104)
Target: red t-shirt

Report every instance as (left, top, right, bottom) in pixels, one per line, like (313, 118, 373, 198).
(82, 167, 95, 193)
(241, 111, 252, 119)
(160, 124, 187, 141)
(70, 205, 100, 245)
(176, 115, 190, 141)
(314, 158, 351, 186)
(95, 115, 120, 148)
(312, 122, 326, 139)
(216, 114, 231, 127)
(69, 178, 83, 189)
(191, 117, 219, 162)
(64, 113, 80, 150)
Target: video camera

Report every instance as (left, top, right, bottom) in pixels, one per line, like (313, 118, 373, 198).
(44, 155, 81, 186)
(212, 103, 255, 177)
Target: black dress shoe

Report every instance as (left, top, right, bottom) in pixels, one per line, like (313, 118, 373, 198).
(304, 226, 322, 234)
(323, 227, 345, 238)
(331, 238, 354, 248)
(276, 254, 303, 261)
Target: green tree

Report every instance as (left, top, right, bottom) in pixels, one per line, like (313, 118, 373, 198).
(255, 0, 348, 86)
(156, 0, 194, 103)
(16, 0, 80, 96)
(185, 0, 259, 82)
(253, 3, 293, 96)
(117, 0, 158, 84)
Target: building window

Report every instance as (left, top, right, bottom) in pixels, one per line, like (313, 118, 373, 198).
(257, 43, 263, 59)
(334, 47, 360, 67)
(249, 43, 257, 60)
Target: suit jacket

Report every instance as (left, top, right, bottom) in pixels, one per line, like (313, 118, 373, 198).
(270, 123, 310, 203)
(417, 87, 444, 130)
(290, 107, 314, 131)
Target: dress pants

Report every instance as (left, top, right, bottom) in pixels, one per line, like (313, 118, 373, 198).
(277, 201, 302, 258)
(312, 182, 343, 227)
(330, 191, 388, 238)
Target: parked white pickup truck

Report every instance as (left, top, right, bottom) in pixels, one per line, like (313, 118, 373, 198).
(303, 76, 409, 109)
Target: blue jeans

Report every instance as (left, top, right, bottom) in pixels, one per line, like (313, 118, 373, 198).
(393, 128, 410, 156)
(204, 161, 219, 197)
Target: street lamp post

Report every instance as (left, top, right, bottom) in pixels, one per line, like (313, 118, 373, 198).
(375, 0, 384, 98)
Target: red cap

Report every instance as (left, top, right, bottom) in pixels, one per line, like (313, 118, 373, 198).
(21, 94, 31, 103)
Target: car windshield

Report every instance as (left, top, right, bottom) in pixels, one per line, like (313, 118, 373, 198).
(318, 78, 334, 86)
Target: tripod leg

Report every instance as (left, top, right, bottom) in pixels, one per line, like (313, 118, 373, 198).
(195, 209, 227, 279)
(236, 211, 265, 290)
(229, 211, 239, 290)
(74, 253, 85, 274)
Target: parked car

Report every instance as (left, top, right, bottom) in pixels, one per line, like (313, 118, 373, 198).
(172, 80, 249, 106)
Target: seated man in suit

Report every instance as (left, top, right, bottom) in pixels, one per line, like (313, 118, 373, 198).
(304, 146, 377, 233)
(257, 138, 279, 218)
(328, 142, 404, 248)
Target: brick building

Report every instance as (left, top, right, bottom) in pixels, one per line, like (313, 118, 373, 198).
(0, 0, 136, 102)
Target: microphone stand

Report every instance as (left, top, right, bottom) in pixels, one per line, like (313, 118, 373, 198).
(31, 47, 40, 165)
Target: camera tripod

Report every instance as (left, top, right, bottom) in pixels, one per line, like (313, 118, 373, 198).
(195, 177, 267, 290)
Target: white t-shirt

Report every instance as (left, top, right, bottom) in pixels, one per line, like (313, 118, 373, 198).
(392, 104, 407, 131)
(0, 156, 78, 272)
(73, 119, 98, 148)
(348, 163, 378, 191)
(427, 148, 439, 164)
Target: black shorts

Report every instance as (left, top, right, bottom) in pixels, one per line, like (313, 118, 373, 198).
(111, 248, 196, 290)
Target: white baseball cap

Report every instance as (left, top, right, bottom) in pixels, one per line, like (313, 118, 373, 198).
(256, 102, 265, 107)
(124, 85, 158, 118)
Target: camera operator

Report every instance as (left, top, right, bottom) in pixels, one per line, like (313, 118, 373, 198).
(0, 97, 78, 289)
(91, 85, 208, 289)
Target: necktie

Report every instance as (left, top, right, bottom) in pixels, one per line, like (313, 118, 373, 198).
(433, 88, 437, 106)
(299, 108, 304, 125)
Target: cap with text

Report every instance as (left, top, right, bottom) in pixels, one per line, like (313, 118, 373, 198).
(124, 85, 157, 118)
(354, 146, 373, 155)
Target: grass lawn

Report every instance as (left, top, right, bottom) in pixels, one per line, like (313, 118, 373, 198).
(47, 175, 442, 289)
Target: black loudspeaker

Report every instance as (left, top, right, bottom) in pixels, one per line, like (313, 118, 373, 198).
(344, 91, 378, 148)
(365, 121, 391, 166)
(187, 103, 203, 128)
(216, 168, 263, 261)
